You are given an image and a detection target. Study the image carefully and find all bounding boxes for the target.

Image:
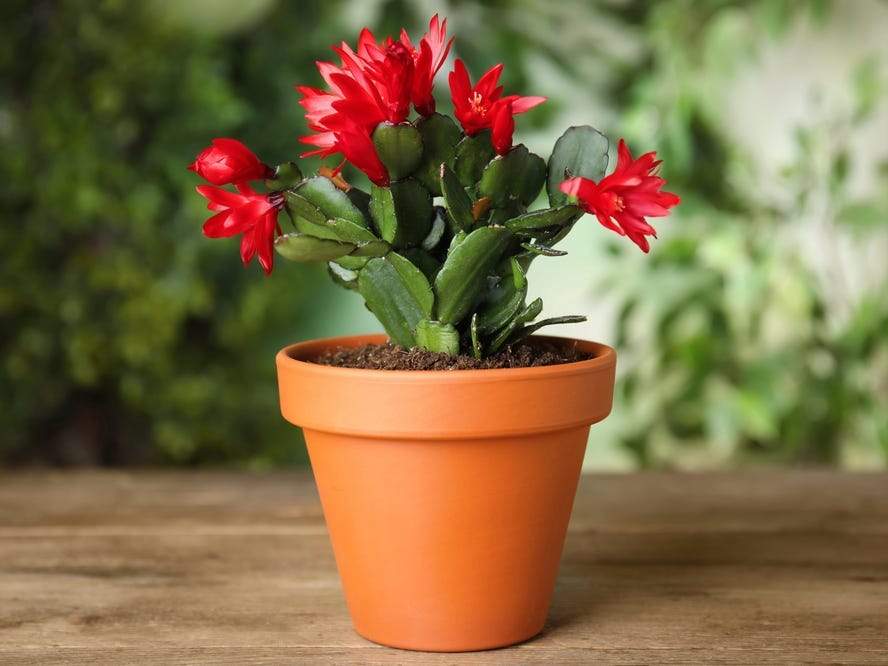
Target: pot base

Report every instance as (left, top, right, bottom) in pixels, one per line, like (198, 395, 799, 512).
(305, 426, 589, 653)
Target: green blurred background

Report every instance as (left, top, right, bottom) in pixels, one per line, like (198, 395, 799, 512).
(2, 0, 886, 469)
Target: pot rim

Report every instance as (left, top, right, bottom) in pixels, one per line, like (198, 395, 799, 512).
(276, 333, 615, 383)
(276, 333, 617, 439)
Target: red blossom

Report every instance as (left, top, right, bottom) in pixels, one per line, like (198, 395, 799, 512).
(448, 59, 546, 154)
(400, 14, 453, 115)
(188, 138, 272, 186)
(559, 139, 680, 253)
(297, 15, 452, 185)
(197, 183, 284, 275)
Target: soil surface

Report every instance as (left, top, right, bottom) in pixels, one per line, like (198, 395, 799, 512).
(312, 339, 592, 371)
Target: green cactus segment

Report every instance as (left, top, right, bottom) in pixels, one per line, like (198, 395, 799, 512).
(470, 313, 482, 359)
(440, 164, 475, 232)
(332, 254, 371, 271)
(489, 297, 544, 353)
(350, 240, 391, 257)
(402, 248, 441, 283)
(284, 191, 327, 225)
(504, 205, 583, 233)
(476, 258, 528, 334)
(434, 226, 515, 325)
(327, 261, 360, 291)
(421, 211, 446, 251)
(509, 314, 588, 346)
(294, 176, 367, 227)
(454, 130, 496, 186)
(478, 145, 547, 207)
(265, 162, 303, 191)
(274, 233, 355, 263)
(372, 122, 424, 182)
(414, 113, 462, 194)
(369, 179, 433, 248)
(520, 242, 568, 257)
(289, 215, 341, 241)
(415, 319, 460, 355)
(357, 253, 434, 348)
(346, 187, 372, 219)
(546, 125, 609, 207)
(325, 217, 380, 244)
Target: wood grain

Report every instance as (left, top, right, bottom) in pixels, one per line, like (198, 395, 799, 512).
(1, 470, 887, 664)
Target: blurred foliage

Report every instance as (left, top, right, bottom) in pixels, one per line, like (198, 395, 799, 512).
(2, 0, 885, 467)
(591, 0, 888, 467)
(0, 0, 356, 466)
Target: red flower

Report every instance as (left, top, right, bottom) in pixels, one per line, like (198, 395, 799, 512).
(297, 16, 452, 185)
(188, 138, 272, 186)
(399, 14, 453, 115)
(196, 183, 284, 275)
(448, 59, 546, 154)
(559, 139, 680, 253)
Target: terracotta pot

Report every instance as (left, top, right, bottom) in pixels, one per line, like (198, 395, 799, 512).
(276, 333, 616, 652)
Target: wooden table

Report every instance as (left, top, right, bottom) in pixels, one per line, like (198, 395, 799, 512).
(1, 470, 886, 664)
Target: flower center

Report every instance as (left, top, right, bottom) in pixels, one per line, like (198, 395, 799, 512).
(604, 192, 625, 213)
(469, 91, 488, 116)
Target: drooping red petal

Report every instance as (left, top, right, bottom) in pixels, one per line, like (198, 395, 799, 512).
(491, 99, 515, 155)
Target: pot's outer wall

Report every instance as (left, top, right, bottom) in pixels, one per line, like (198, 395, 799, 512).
(276, 334, 616, 440)
(276, 333, 617, 652)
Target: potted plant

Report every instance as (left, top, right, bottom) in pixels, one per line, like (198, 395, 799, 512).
(188, 15, 679, 652)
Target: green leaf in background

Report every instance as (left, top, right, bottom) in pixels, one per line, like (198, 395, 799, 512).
(546, 126, 609, 207)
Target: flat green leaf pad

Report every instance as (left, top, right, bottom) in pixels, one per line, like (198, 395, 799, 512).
(275, 234, 355, 263)
(546, 125, 609, 207)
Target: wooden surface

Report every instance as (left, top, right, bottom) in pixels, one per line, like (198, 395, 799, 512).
(1, 470, 887, 664)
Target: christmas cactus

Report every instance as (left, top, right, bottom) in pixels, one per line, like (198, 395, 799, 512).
(189, 15, 679, 358)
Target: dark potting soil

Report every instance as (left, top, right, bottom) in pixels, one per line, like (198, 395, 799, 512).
(312, 339, 592, 371)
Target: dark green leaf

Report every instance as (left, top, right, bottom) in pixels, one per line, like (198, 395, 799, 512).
(434, 226, 515, 324)
(479, 145, 547, 207)
(369, 180, 433, 248)
(414, 113, 462, 194)
(372, 122, 423, 181)
(440, 163, 475, 232)
(415, 319, 460, 355)
(357, 254, 434, 348)
(265, 162, 303, 191)
(326, 217, 379, 244)
(454, 130, 496, 186)
(520, 242, 567, 257)
(475, 258, 527, 334)
(504, 205, 583, 233)
(547, 126, 609, 207)
(274, 233, 355, 263)
(296, 176, 367, 227)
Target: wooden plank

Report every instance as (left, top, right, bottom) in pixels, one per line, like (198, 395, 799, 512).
(1, 471, 887, 663)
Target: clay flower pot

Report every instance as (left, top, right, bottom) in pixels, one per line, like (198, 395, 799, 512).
(276, 333, 616, 652)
